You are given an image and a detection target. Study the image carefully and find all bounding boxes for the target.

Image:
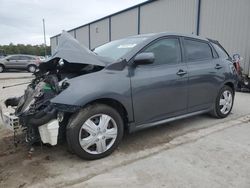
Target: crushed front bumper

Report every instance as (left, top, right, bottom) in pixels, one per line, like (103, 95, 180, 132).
(0, 104, 60, 146)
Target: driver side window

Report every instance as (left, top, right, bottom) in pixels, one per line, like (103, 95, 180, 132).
(143, 38, 181, 65)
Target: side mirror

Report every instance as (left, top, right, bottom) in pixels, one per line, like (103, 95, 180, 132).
(134, 52, 155, 65)
(6, 58, 9, 61)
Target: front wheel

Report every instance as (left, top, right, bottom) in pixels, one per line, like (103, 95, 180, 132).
(0, 64, 4, 73)
(211, 85, 234, 118)
(66, 104, 124, 160)
(27, 65, 37, 73)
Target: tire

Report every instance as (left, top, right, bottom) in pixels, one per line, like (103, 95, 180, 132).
(211, 85, 234, 118)
(27, 65, 37, 73)
(66, 104, 124, 160)
(0, 64, 4, 73)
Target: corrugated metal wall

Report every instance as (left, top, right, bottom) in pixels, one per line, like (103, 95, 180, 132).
(199, 0, 250, 75)
(75, 26, 89, 47)
(50, 36, 57, 54)
(90, 18, 109, 49)
(50, 0, 250, 74)
(140, 0, 196, 34)
(50, 0, 196, 51)
(68, 30, 75, 38)
(111, 8, 138, 40)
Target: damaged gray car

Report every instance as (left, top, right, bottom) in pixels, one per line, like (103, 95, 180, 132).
(0, 31, 237, 160)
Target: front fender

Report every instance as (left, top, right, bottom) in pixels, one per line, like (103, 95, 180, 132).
(51, 69, 134, 121)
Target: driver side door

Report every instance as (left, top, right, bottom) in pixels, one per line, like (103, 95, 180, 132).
(5, 55, 21, 68)
(130, 37, 188, 126)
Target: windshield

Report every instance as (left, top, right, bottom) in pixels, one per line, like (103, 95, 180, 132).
(94, 37, 148, 61)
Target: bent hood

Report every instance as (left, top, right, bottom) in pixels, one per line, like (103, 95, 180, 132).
(46, 31, 108, 67)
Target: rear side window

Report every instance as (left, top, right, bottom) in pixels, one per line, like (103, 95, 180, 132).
(184, 39, 213, 61)
(143, 38, 181, 65)
(19, 56, 28, 60)
(23, 56, 35, 60)
(211, 42, 229, 59)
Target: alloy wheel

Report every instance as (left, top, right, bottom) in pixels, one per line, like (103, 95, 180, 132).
(219, 90, 233, 115)
(28, 66, 36, 73)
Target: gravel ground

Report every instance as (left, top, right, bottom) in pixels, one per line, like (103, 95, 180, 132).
(0, 73, 250, 188)
(0, 78, 30, 101)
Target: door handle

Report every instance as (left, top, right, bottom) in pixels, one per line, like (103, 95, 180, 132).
(215, 64, 222, 69)
(176, 69, 187, 76)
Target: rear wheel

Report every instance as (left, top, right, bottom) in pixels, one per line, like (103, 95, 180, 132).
(0, 64, 4, 73)
(211, 85, 234, 118)
(66, 104, 124, 160)
(27, 65, 37, 73)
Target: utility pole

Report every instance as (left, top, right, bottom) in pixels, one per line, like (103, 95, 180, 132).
(42, 18, 47, 57)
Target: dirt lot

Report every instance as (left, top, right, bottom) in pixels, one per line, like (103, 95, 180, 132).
(0, 74, 250, 188)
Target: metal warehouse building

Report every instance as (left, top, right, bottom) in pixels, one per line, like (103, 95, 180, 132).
(50, 0, 250, 75)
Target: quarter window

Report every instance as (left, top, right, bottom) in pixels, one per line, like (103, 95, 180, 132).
(211, 42, 229, 59)
(143, 38, 181, 65)
(184, 39, 213, 61)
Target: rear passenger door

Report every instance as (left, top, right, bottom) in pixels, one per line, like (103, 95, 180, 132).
(183, 38, 220, 112)
(19, 56, 32, 68)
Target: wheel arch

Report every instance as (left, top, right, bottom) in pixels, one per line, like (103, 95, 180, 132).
(224, 82, 235, 94)
(27, 64, 37, 68)
(85, 98, 130, 129)
(0, 63, 5, 72)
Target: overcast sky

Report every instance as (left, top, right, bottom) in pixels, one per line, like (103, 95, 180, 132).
(0, 0, 147, 45)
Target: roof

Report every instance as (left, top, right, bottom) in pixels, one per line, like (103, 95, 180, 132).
(51, 0, 158, 39)
(124, 32, 209, 41)
(7, 54, 38, 57)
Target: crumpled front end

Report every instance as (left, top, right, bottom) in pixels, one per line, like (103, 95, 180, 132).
(0, 31, 107, 146)
(1, 60, 101, 146)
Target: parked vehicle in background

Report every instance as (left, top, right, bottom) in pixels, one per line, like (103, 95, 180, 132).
(0, 54, 41, 73)
(1, 32, 238, 160)
(39, 56, 46, 62)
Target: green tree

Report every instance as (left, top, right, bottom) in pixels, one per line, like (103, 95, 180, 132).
(0, 44, 51, 56)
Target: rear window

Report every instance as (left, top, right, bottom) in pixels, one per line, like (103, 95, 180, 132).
(184, 39, 213, 61)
